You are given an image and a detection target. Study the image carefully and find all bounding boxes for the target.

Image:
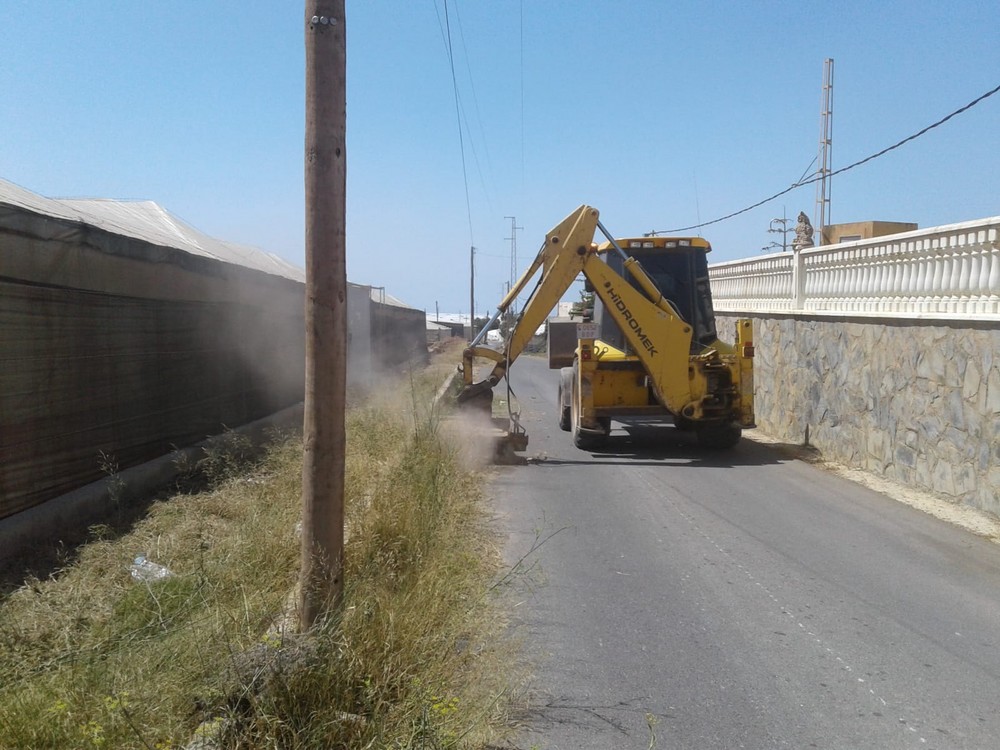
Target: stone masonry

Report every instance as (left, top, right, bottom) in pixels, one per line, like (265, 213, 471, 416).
(717, 314, 1000, 516)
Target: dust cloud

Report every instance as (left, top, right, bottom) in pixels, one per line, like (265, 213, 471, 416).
(440, 408, 509, 471)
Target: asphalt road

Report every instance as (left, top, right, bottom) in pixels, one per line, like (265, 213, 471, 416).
(491, 355, 1000, 750)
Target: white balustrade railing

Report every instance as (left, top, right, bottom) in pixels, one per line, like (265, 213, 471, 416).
(709, 216, 1000, 317)
(706, 252, 796, 311)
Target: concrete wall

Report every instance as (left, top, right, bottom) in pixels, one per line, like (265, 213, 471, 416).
(717, 313, 1000, 515)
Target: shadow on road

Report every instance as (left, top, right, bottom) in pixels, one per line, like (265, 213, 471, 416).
(528, 422, 814, 469)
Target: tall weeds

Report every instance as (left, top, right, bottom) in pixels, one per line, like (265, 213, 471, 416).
(0, 355, 513, 749)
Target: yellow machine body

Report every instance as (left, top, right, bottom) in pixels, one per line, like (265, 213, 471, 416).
(457, 205, 754, 450)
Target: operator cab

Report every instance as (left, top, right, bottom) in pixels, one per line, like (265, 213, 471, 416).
(592, 237, 718, 355)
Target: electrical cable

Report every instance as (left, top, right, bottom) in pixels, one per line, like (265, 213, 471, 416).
(794, 155, 818, 186)
(504, 347, 521, 435)
(500, 260, 546, 436)
(519, 0, 525, 203)
(440, 0, 475, 248)
(649, 81, 1000, 235)
(453, 1, 496, 213)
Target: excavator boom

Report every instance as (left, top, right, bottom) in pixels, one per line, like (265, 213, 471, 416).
(459, 205, 600, 400)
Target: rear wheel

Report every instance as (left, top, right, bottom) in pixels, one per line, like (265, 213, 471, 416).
(557, 368, 573, 432)
(570, 365, 608, 450)
(572, 417, 607, 450)
(558, 401, 571, 431)
(695, 421, 742, 449)
(673, 415, 696, 432)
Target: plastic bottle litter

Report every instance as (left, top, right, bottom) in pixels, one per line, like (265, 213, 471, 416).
(130, 555, 173, 582)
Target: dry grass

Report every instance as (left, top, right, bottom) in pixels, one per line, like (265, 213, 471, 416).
(0, 343, 518, 749)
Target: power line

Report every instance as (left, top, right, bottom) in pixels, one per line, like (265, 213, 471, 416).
(795, 156, 818, 185)
(439, 0, 475, 247)
(649, 81, 1000, 235)
(433, 1, 495, 218)
(436, 0, 479, 333)
(452, 1, 496, 214)
(519, 0, 525, 205)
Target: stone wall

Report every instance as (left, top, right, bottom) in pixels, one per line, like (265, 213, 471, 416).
(717, 314, 1000, 515)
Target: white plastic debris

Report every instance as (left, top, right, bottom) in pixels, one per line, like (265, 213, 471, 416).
(130, 555, 172, 582)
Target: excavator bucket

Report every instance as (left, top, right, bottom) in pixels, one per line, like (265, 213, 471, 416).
(455, 378, 495, 413)
(434, 369, 528, 464)
(492, 418, 528, 464)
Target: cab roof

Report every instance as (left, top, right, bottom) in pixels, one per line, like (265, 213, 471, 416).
(597, 236, 712, 253)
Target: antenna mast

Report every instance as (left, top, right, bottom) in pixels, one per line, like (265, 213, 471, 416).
(469, 245, 475, 341)
(815, 58, 834, 245)
(504, 215, 522, 304)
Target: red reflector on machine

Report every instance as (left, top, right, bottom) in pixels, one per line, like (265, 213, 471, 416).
(742, 344, 755, 358)
(581, 349, 592, 361)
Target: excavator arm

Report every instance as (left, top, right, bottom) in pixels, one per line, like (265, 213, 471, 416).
(458, 205, 601, 406)
(457, 204, 753, 429)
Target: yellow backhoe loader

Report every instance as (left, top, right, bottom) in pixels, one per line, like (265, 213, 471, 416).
(455, 205, 755, 451)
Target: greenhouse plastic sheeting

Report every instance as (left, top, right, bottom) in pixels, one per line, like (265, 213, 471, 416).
(0, 179, 305, 520)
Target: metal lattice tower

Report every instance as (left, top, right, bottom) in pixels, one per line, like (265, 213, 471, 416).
(815, 58, 834, 245)
(504, 215, 522, 302)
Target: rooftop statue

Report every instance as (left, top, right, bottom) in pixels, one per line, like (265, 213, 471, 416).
(793, 211, 815, 250)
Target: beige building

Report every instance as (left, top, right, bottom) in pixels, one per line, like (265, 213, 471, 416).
(821, 220, 917, 245)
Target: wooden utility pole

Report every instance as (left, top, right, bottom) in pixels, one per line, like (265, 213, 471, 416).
(300, 0, 346, 629)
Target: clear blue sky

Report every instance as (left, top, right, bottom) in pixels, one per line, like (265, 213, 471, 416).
(3, 1, 998, 315)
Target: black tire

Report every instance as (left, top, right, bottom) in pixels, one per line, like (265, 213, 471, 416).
(695, 422, 742, 450)
(573, 430, 608, 451)
(558, 396, 571, 432)
(572, 422, 607, 450)
(557, 369, 572, 432)
(673, 415, 696, 432)
(570, 367, 608, 450)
